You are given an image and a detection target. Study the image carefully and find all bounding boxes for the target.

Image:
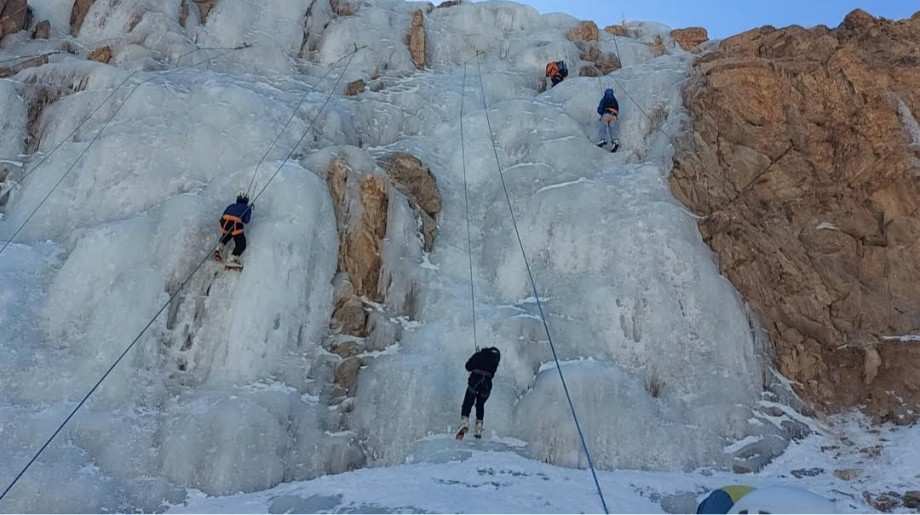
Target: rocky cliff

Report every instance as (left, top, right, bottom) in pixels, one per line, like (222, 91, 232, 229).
(0, 0, 28, 39)
(671, 9, 920, 423)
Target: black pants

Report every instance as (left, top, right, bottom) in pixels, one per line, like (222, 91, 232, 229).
(220, 232, 246, 256)
(461, 373, 492, 421)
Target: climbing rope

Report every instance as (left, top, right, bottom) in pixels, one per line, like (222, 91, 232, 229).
(0, 245, 214, 503)
(248, 46, 359, 204)
(0, 45, 360, 503)
(0, 44, 251, 257)
(458, 60, 480, 351)
(246, 46, 365, 197)
(473, 52, 609, 514)
(608, 33, 681, 147)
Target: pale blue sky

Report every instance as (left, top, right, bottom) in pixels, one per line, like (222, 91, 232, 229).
(505, 1, 918, 39)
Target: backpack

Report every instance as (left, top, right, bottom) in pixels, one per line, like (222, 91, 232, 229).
(557, 60, 568, 78)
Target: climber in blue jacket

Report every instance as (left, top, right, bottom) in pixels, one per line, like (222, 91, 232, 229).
(214, 193, 253, 268)
(596, 88, 620, 152)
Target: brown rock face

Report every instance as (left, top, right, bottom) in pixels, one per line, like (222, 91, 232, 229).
(379, 152, 440, 216)
(575, 40, 620, 77)
(379, 152, 441, 251)
(578, 42, 599, 62)
(325, 152, 440, 332)
(32, 19, 50, 39)
(567, 21, 598, 43)
(345, 79, 365, 96)
(330, 273, 368, 337)
(334, 356, 362, 397)
(179, 1, 189, 27)
(69, 0, 96, 35)
(595, 53, 621, 74)
(19, 70, 91, 153)
(0, 164, 12, 207)
(88, 46, 112, 63)
(670, 10, 920, 422)
(0, 0, 28, 39)
(670, 27, 709, 51)
(330, 0, 358, 17)
(326, 159, 388, 303)
(406, 9, 426, 70)
(648, 34, 666, 57)
(0, 54, 47, 79)
(578, 65, 600, 77)
(863, 491, 901, 512)
(323, 153, 441, 406)
(604, 24, 629, 38)
(904, 491, 920, 509)
(192, 0, 219, 24)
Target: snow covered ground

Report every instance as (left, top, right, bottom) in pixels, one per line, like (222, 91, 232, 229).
(172, 413, 920, 513)
(0, 0, 916, 512)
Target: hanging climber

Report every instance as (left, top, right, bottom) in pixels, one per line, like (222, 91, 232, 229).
(214, 193, 253, 269)
(596, 87, 620, 152)
(545, 60, 568, 88)
(456, 346, 501, 440)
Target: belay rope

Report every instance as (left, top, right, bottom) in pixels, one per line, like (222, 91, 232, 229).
(458, 57, 480, 351)
(0, 45, 362, 503)
(472, 52, 610, 514)
(244, 46, 364, 199)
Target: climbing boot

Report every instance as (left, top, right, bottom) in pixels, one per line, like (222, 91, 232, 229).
(456, 416, 469, 440)
(473, 419, 483, 439)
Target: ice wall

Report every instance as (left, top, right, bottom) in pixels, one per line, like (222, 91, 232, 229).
(0, 0, 787, 511)
(346, 47, 764, 470)
(1, 3, 360, 507)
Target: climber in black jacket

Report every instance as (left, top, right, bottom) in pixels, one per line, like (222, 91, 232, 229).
(456, 346, 501, 440)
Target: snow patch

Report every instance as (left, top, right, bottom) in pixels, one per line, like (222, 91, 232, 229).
(758, 400, 828, 436)
(896, 97, 920, 151)
(881, 334, 920, 342)
(420, 251, 439, 270)
(536, 176, 594, 193)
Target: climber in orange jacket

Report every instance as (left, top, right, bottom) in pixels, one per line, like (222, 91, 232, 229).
(214, 193, 253, 268)
(545, 60, 568, 87)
